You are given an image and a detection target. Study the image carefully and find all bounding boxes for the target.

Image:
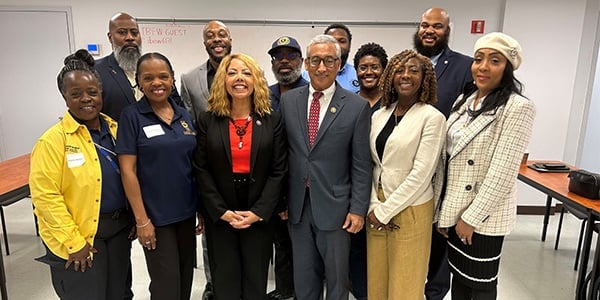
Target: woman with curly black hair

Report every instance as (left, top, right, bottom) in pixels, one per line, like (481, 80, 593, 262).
(366, 49, 446, 299)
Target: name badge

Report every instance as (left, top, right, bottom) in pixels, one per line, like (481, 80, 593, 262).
(66, 153, 85, 168)
(143, 124, 165, 138)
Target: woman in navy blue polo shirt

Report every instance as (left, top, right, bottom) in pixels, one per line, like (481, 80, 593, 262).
(194, 53, 287, 299)
(116, 52, 201, 300)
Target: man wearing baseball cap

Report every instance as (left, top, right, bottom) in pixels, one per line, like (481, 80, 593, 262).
(268, 36, 309, 111)
(267, 35, 307, 300)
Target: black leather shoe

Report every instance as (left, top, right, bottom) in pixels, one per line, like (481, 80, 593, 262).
(267, 290, 283, 300)
(202, 283, 214, 300)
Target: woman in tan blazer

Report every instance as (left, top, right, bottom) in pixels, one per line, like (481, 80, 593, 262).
(436, 33, 536, 299)
(366, 49, 446, 300)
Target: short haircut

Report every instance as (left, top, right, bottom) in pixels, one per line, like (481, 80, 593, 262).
(353, 42, 388, 70)
(305, 34, 341, 58)
(324, 23, 352, 42)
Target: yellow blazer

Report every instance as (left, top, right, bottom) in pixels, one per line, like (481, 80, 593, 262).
(437, 93, 535, 235)
(369, 102, 446, 224)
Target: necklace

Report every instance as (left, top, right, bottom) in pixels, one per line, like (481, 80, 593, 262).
(153, 105, 174, 123)
(230, 115, 252, 149)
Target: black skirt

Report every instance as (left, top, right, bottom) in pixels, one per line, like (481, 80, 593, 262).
(447, 226, 505, 290)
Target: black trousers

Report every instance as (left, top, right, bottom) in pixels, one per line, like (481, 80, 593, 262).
(38, 210, 132, 300)
(144, 217, 196, 300)
(426, 226, 451, 300)
(272, 215, 295, 297)
(206, 218, 274, 300)
(349, 227, 367, 300)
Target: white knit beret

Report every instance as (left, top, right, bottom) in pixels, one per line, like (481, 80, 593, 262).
(474, 32, 522, 70)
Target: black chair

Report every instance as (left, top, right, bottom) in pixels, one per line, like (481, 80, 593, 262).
(555, 202, 595, 271)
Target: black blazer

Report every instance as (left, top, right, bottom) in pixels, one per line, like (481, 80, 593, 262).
(434, 47, 473, 118)
(193, 111, 287, 224)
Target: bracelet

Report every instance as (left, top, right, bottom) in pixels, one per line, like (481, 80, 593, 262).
(136, 219, 151, 228)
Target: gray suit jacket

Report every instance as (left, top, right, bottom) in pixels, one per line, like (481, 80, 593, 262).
(180, 61, 210, 122)
(280, 83, 372, 231)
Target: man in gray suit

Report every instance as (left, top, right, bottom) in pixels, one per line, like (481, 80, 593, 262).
(180, 20, 232, 121)
(280, 34, 372, 300)
(179, 20, 232, 300)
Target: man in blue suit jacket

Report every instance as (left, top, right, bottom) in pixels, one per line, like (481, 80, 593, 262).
(280, 34, 371, 300)
(95, 12, 182, 122)
(414, 7, 473, 300)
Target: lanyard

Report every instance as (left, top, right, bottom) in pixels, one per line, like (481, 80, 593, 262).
(93, 136, 120, 174)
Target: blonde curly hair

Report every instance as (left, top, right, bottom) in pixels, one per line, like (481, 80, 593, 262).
(207, 53, 271, 117)
(379, 49, 437, 108)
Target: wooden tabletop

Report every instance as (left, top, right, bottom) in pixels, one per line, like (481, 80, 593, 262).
(519, 160, 600, 213)
(0, 154, 30, 196)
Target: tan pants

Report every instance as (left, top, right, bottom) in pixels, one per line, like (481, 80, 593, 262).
(367, 196, 433, 300)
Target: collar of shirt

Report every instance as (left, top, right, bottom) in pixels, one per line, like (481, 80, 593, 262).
(429, 51, 443, 67)
(308, 83, 336, 125)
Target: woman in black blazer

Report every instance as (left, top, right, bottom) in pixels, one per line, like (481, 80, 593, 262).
(194, 53, 287, 300)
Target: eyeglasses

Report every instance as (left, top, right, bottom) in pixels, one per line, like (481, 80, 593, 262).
(357, 64, 382, 73)
(307, 56, 339, 68)
(272, 52, 301, 61)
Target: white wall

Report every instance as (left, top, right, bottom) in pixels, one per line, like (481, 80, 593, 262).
(1, 0, 598, 207)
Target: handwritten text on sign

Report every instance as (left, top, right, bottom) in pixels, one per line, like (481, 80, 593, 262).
(140, 24, 188, 45)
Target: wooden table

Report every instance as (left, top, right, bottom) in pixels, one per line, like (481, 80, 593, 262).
(518, 161, 599, 299)
(0, 153, 31, 300)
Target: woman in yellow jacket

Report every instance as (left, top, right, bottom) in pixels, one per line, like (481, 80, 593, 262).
(30, 49, 132, 300)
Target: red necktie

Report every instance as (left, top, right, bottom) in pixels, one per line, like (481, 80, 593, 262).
(308, 91, 322, 147)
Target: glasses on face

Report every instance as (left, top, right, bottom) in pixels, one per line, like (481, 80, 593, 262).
(357, 64, 382, 73)
(307, 56, 339, 68)
(272, 51, 301, 61)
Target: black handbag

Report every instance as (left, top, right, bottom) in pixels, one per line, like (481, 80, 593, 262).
(568, 169, 600, 199)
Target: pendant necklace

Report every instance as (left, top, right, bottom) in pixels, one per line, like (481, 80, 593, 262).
(230, 115, 252, 149)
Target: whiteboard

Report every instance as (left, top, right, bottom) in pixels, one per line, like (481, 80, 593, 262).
(138, 22, 416, 88)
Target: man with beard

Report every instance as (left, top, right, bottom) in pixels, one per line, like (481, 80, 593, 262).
(180, 20, 232, 122)
(179, 19, 232, 300)
(302, 23, 360, 93)
(96, 12, 182, 122)
(95, 12, 143, 122)
(266, 36, 308, 300)
(413, 7, 472, 300)
(414, 7, 472, 118)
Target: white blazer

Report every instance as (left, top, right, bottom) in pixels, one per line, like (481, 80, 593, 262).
(369, 102, 446, 224)
(437, 93, 535, 235)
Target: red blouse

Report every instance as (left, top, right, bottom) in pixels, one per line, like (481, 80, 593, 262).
(229, 118, 252, 173)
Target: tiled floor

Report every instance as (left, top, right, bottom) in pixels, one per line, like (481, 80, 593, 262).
(0, 198, 589, 299)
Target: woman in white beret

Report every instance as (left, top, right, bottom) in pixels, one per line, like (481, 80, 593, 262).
(435, 32, 536, 299)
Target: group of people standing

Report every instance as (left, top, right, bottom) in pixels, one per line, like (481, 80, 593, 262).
(28, 6, 535, 300)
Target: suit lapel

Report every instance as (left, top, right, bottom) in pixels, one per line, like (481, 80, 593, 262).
(435, 49, 450, 80)
(294, 87, 310, 149)
(108, 54, 136, 105)
(218, 117, 233, 166)
(313, 87, 345, 148)
(198, 62, 211, 101)
(249, 116, 262, 175)
(449, 107, 498, 159)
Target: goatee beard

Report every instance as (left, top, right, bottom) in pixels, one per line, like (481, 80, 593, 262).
(413, 31, 449, 58)
(114, 45, 142, 73)
(274, 67, 302, 86)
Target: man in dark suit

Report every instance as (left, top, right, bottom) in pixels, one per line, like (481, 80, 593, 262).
(267, 35, 308, 300)
(280, 34, 372, 300)
(95, 12, 182, 121)
(413, 7, 473, 300)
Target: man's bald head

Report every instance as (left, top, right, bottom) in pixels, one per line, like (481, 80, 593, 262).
(414, 7, 451, 57)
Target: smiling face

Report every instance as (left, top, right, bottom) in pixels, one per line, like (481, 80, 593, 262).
(356, 55, 383, 91)
(62, 71, 103, 127)
(393, 57, 423, 101)
(305, 42, 341, 91)
(472, 48, 507, 97)
(414, 8, 450, 57)
(137, 58, 174, 103)
(225, 58, 254, 101)
(271, 47, 303, 86)
(203, 21, 232, 64)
